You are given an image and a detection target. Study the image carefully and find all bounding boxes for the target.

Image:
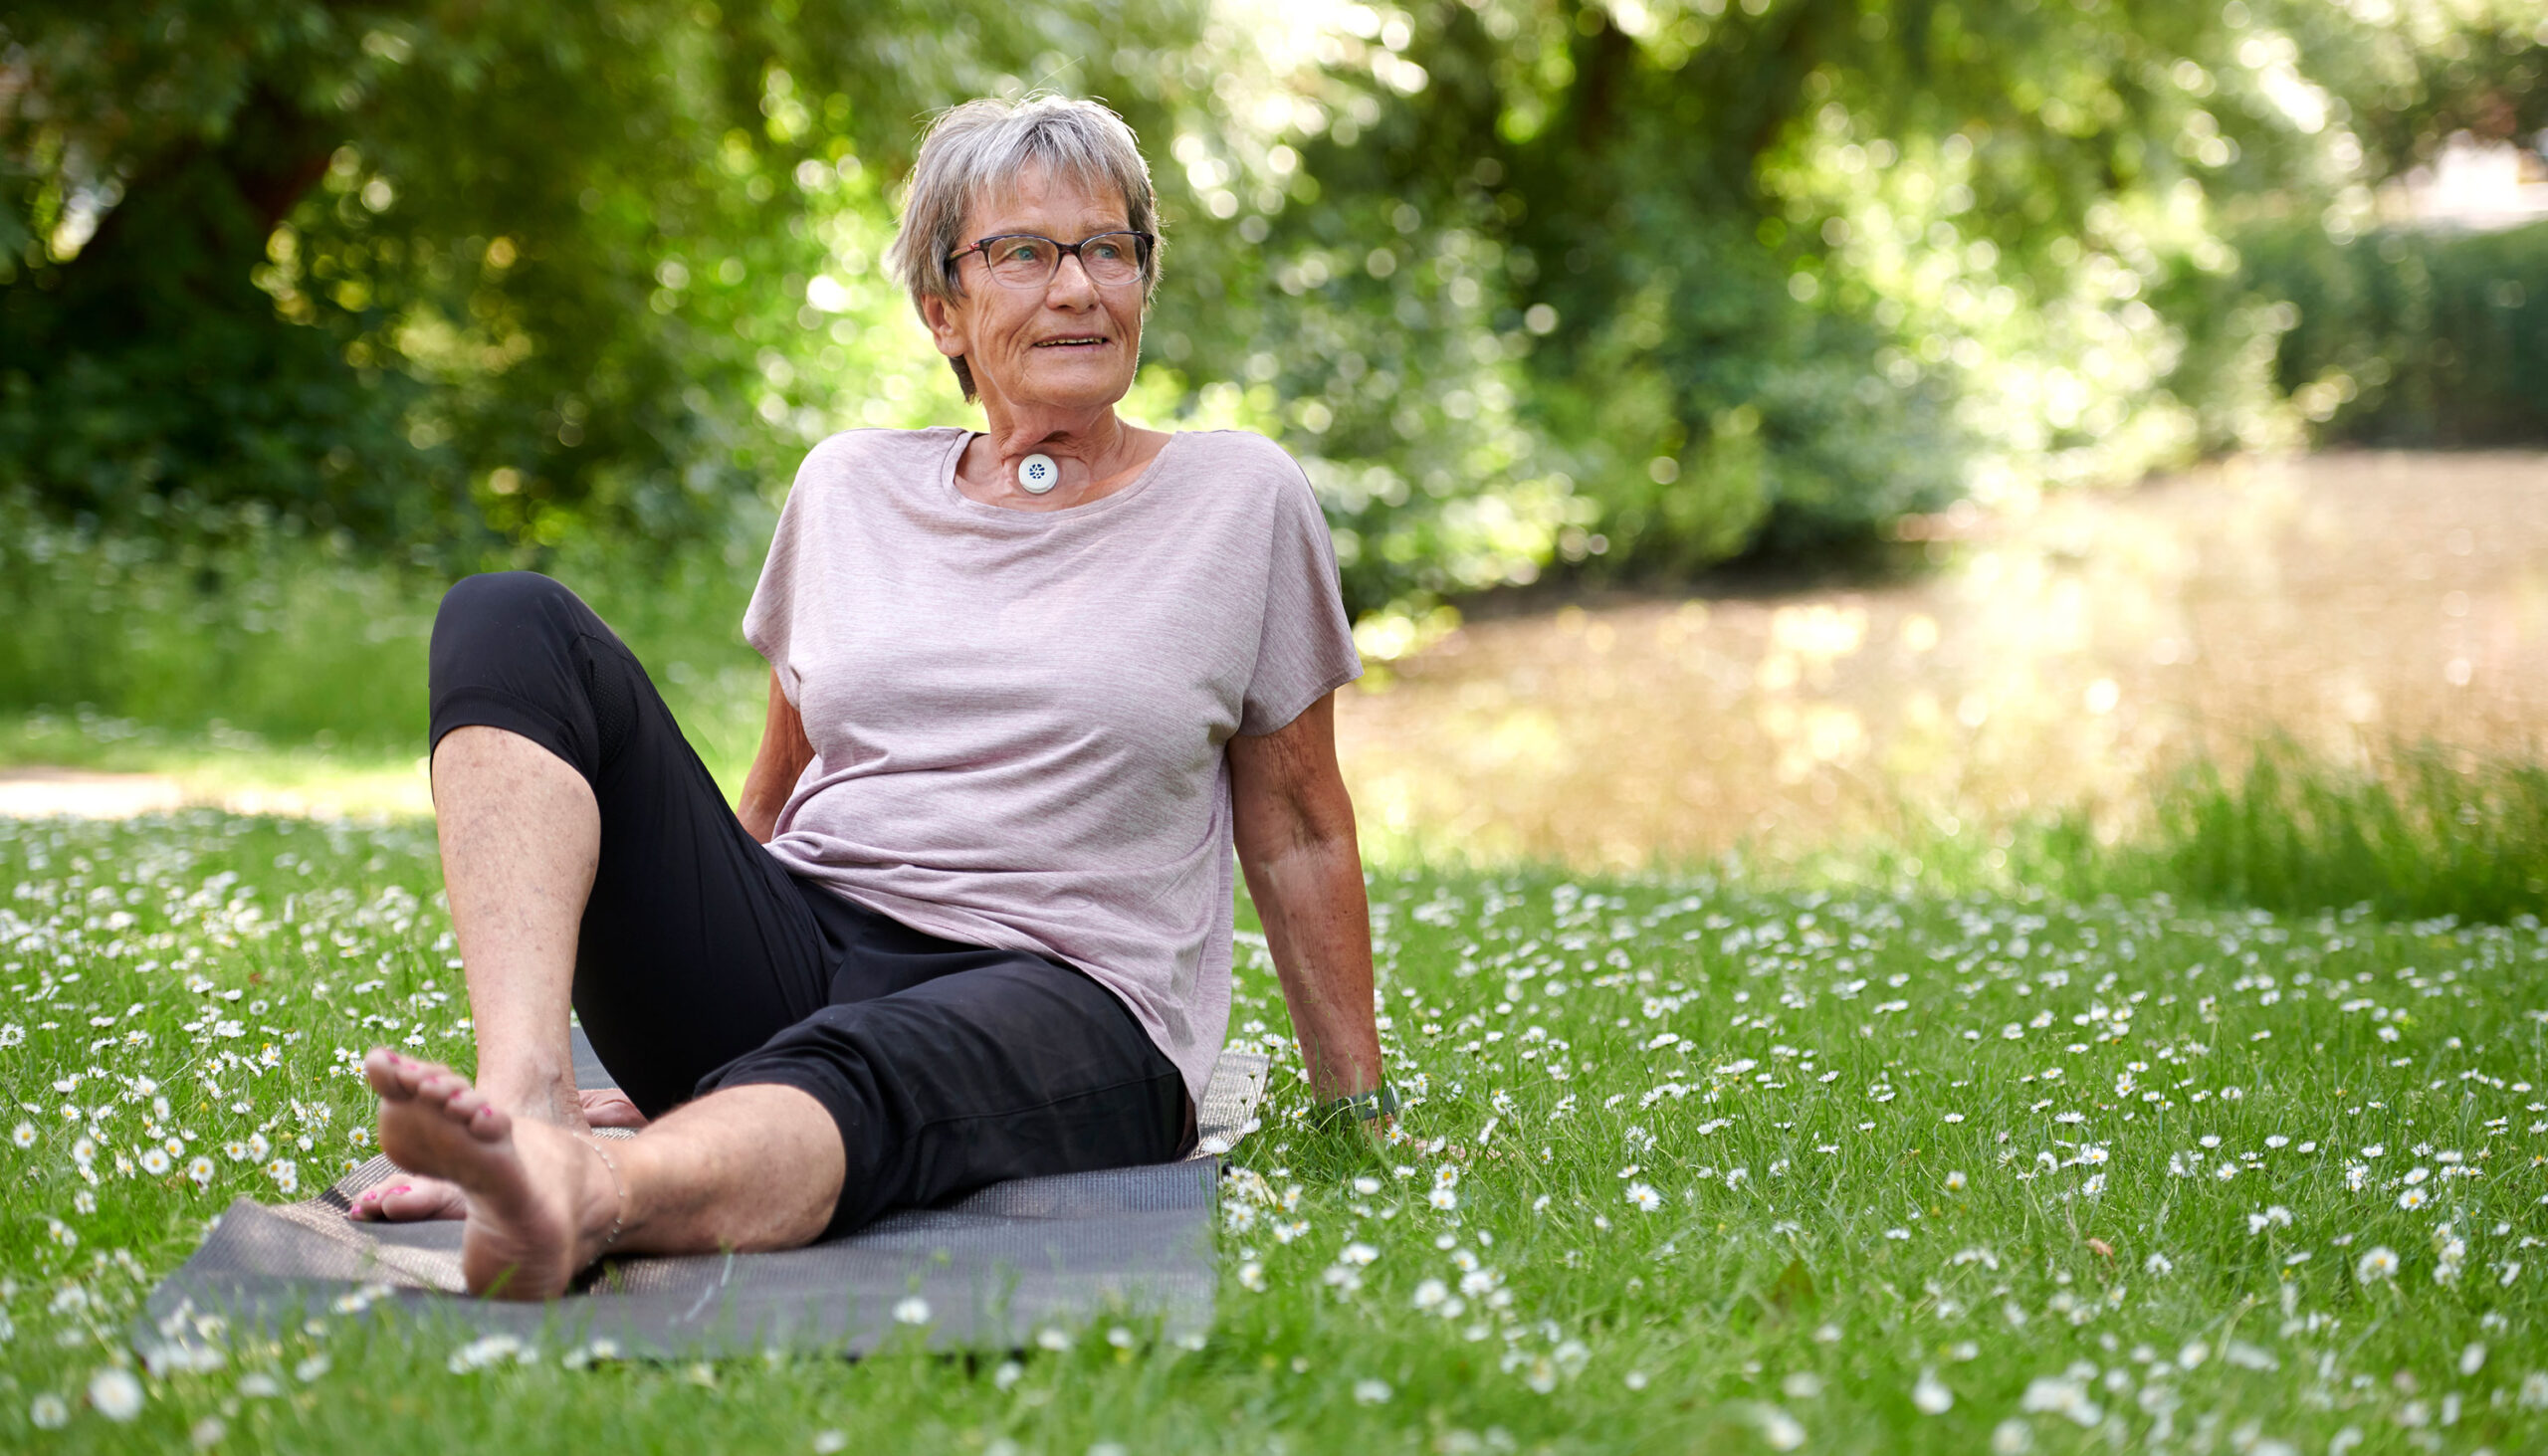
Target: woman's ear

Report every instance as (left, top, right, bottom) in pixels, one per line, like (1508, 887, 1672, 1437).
(920, 293, 969, 361)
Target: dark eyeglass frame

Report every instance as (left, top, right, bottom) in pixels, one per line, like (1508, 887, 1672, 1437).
(945, 230, 1157, 289)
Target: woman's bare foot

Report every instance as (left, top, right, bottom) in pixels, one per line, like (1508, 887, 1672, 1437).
(578, 1087, 650, 1130)
(349, 1087, 646, 1224)
(364, 1048, 622, 1299)
(348, 1176, 468, 1222)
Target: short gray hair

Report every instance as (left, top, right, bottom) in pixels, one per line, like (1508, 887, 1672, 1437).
(887, 95, 1163, 401)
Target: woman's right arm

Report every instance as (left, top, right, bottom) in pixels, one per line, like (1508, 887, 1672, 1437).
(737, 669, 814, 844)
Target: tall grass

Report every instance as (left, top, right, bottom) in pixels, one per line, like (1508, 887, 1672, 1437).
(2013, 736, 2548, 925)
(0, 495, 434, 749)
(10, 496, 2548, 924)
(0, 492, 771, 779)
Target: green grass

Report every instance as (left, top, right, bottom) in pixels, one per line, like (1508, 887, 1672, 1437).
(1770, 737, 2548, 931)
(3, 812, 2546, 1452)
(0, 709, 431, 815)
(15, 496, 2548, 930)
(1996, 738, 2548, 928)
(0, 495, 772, 791)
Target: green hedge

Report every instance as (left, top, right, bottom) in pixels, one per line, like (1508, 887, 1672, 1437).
(2235, 216, 2548, 446)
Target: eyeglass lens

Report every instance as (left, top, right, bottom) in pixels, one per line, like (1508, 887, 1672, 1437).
(979, 233, 1146, 287)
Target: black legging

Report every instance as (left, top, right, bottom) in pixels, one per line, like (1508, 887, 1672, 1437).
(427, 571, 1188, 1237)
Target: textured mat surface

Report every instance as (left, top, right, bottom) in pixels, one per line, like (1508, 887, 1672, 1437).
(138, 1034, 1267, 1362)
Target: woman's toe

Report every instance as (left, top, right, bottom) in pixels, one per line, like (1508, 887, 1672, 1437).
(369, 1178, 466, 1221)
(362, 1049, 410, 1098)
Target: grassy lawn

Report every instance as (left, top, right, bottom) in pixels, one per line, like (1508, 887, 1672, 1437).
(2, 810, 2544, 1453)
(0, 714, 434, 822)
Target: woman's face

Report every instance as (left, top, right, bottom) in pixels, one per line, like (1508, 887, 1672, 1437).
(923, 165, 1145, 419)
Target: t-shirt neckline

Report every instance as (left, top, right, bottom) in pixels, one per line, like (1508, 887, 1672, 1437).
(936, 427, 1182, 522)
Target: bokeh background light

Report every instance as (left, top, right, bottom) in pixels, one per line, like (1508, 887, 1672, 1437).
(1, 0, 2544, 855)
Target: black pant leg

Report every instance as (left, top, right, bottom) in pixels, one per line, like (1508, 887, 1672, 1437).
(700, 956, 1189, 1236)
(793, 885, 1075, 1003)
(427, 571, 833, 1117)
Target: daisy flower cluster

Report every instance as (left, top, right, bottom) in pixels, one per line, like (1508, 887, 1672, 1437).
(1217, 870, 2548, 1446)
(1, 813, 466, 1408)
(4, 811, 2545, 1450)
(2, 814, 456, 1233)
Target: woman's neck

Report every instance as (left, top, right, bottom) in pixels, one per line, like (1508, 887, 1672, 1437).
(979, 403, 1128, 476)
(959, 402, 1164, 510)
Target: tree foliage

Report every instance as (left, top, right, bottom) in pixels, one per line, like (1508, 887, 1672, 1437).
(1270, 0, 2546, 594)
(3, 0, 2542, 618)
(1, 0, 1240, 545)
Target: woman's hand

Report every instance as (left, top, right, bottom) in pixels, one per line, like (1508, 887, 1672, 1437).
(1228, 692, 1384, 1105)
(738, 669, 815, 844)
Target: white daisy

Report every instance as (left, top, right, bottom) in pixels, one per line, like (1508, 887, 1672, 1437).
(87, 1367, 143, 1422)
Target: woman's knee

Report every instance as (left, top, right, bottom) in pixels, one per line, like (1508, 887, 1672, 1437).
(428, 573, 604, 747)
(434, 571, 584, 646)
(428, 572, 654, 785)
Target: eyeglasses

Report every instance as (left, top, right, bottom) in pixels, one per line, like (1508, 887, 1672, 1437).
(946, 231, 1155, 290)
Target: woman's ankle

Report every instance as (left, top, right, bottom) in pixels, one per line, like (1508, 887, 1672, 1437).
(480, 1070, 585, 1130)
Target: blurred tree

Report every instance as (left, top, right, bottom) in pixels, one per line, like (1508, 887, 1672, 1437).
(1, 6, 424, 534)
(2, 0, 2541, 619)
(1242, 0, 2547, 594)
(2237, 216, 2548, 445)
(0, 0, 1235, 547)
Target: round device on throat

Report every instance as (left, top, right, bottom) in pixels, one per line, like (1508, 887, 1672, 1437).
(1017, 453, 1059, 495)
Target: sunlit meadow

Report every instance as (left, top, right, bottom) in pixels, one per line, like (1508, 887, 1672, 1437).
(3, 810, 2546, 1453)
(0, 815, 2537, 1448)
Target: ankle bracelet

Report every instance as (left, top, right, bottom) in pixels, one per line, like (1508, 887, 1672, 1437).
(582, 1135, 628, 1253)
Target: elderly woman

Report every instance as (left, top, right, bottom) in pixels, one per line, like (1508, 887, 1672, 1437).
(354, 96, 1386, 1299)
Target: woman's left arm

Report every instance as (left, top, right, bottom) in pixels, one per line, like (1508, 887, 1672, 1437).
(1227, 692, 1385, 1104)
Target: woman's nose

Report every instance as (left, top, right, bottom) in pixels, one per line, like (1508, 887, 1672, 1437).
(1044, 253, 1101, 304)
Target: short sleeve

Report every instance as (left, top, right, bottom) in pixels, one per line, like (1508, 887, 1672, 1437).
(742, 441, 834, 705)
(1237, 458, 1363, 735)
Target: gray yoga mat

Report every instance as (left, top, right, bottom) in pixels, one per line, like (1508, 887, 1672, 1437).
(136, 1031, 1268, 1364)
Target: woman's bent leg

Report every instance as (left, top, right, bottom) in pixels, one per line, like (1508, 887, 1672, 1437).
(358, 958, 1177, 1297)
(705, 958, 1189, 1238)
(431, 726, 596, 1126)
(372, 572, 833, 1222)
(365, 1049, 842, 1299)
(427, 571, 833, 1109)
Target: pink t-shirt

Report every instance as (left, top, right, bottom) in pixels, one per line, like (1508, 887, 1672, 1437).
(743, 426, 1363, 1101)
